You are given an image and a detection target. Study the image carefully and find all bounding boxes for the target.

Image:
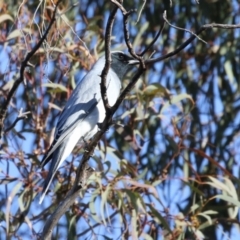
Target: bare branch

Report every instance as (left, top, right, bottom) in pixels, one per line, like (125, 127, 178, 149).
(144, 21, 240, 65)
(203, 22, 240, 29)
(140, 18, 166, 56)
(59, 10, 89, 54)
(110, 0, 127, 13)
(100, 2, 120, 112)
(163, 10, 207, 44)
(135, 0, 146, 24)
(40, 163, 94, 240)
(4, 108, 30, 134)
(123, 10, 140, 59)
(0, 0, 62, 138)
(77, 211, 119, 237)
(40, 123, 111, 239)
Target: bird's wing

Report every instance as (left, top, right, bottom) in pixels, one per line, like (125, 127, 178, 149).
(41, 97, 99, 168)
(41, 70, 102, 167)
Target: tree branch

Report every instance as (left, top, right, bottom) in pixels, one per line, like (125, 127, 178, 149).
(144, 12, 240, 65)
(4, 108, 30, 134)
(163, 10, 207, 44)
(0, 0, 61, 138)
(140, 18, 166, 56)
(40, 163, 94, 240)
(100, 2, 120, 112)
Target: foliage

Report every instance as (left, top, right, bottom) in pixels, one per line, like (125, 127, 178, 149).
(0, 0, 240, 239)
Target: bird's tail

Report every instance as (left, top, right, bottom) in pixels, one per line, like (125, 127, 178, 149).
(39, 168, 56, 204)
(39, 143, 66, 204)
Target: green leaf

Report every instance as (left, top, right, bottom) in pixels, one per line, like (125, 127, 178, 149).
(124, 189, 139, 212)
(141, 233, 154, 240)
(188, 227, 205, 239)
(68, 215, 77, 239)
(131, 209, 138, 238)
(133, 22, 149, 47)
(197, 210, 218, 226)
(0, 14, 13, 23)
(7, 28, 31, 41)
(48, 102, 62, 111)
(207, 176, 230, 194)
(2, 79, 15, 91)
(143, 83, 171, 100)
(117, 191, 123, 211)
(136, 167, 148, 180)
(152, 179, 163, 187)
(160, 93, 194, 114)
(6, 182, 22, 234)
(147, 204, 172, 233)
(223, 178, 239, 218)
(70, 74, 76, 89)
(165, 135, 179, 154)
(190, 203, 201, 214)
(223, 177, 238, 200)
(100, 184, 112, 226)
(224, 60, 234, 83)
(89, 189, 102, 224)
(43, 83, 68, 92)
(197, 213, 212, 225)
(182, 181, 204, 196)
(211, 194, 240, 208)
(123, 179, 158, 198)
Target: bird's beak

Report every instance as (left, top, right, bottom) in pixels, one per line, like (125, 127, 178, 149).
(128, 59, 140, 65)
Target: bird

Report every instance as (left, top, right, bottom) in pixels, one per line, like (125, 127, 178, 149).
(39, 51, 139, 204)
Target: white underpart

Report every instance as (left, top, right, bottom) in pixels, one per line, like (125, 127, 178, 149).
(39, 54, 122, 204)
(58, 121, 94, 169)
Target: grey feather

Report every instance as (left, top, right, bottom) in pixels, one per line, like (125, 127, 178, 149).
(39, 51, 138, 204)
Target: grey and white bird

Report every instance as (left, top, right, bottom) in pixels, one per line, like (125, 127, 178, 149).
(39, 51, 138, 204)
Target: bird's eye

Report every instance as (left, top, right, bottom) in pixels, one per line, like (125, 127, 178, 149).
(119, 54, 125, 60)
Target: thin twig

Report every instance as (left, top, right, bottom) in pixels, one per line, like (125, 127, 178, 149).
(135, 0, 146, 24)
(123, 10, 141, 60)
(77, 211, 119, 237)
(40, 163, 94, 240)
(140, 18, 166, 56)
(0, 0, 62, 138)
(59, 10, 89, 54)
(203, 22, 240, 29)
(163, 10, 208, 44)
(110, 0, 127, 13)
(4, 108, 30, 133)
(144, 21, 240, 65)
